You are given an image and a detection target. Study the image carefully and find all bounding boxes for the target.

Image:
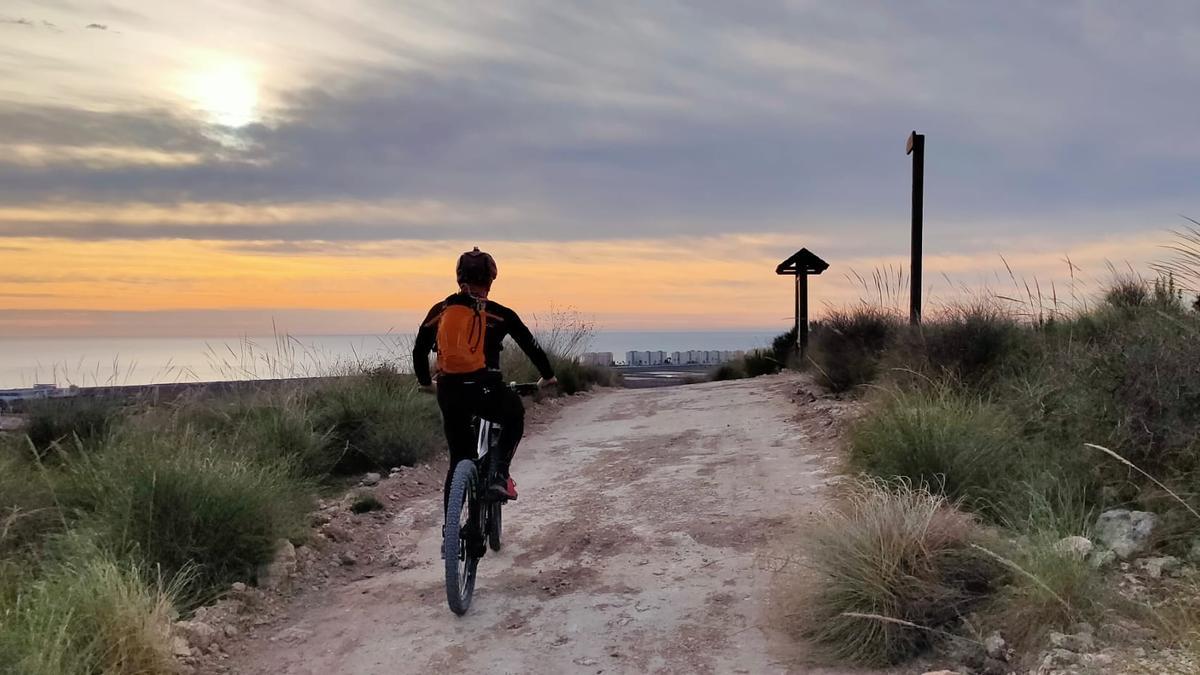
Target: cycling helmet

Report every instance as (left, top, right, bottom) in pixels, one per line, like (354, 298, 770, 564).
(456, 247, 498, 286)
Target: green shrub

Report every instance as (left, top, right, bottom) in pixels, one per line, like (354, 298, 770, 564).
(0, 539, 182, 675)
(350, 490, 384, 514)
(62, 429, 311, 601)
(848, 388, 1020, 517)
(916, 300, 1028, 386)
(809, 307, 901, 393)
(552, 357, 619, 394)
(23, 396, 125, 458)
(1103, 274, 1150, 308)
(1036, 305, 1200, 480)
(307, 370, 441, 474)
(501, 347, 616, 394)
(709, 349, 780, 381)
(182, 391, 334, 477)
(710, 361, 746, 381)
(772, 327, 798, 366)
(788, 480, 1002, 666)
(0, 452, 62, 559)
(743, 349, 781, 377)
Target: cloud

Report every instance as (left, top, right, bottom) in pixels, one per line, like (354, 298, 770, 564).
(84, 23, 106, 30)
(0, 198, 534, 241)
(0, 1, 1197, 337)
(0, 15, 61, 31)
(0, 2, 1196, 248)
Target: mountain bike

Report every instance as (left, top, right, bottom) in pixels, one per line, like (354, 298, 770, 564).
(444, 381, 540, 615)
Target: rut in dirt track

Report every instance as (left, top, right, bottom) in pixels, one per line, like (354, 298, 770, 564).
(229, 374, 880, 675)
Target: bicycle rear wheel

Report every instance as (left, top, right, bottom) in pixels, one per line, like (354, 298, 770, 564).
(444, 460, 479, 615)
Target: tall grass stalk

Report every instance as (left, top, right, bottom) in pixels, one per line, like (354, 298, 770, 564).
(1085, 443, 1200, 523)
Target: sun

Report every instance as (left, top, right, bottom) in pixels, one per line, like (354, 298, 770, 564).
(184, 61, 259, 128)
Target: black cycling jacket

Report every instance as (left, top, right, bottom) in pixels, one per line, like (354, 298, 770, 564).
(413, 292, 555, 386)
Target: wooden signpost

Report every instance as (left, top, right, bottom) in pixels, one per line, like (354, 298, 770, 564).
(775, 248, 829, 360)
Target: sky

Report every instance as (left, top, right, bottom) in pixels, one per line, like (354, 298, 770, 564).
(1, 1, 1197, 337)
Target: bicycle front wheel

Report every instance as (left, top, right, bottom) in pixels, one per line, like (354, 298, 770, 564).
(444, 459, 479, 615)
(488, 501, 502, 552)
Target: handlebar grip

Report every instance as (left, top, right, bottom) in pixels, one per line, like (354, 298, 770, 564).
(509, 382, 542, 395)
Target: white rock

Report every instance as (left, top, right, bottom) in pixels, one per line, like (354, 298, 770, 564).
(984, 632, 1007, 660)
(1080, 653, 1114, 668)
(362, 472, 382, 486)
(175, 620, 219, 651)
(1055, 535, 1094, 560)
(230, 582, 247, 593)
(172, 635, 193, 658)
(1093, 509, 1157, 559)
(1041, 648, 1080, 669)
(1138, 555, 1181, 579)
(1049, 630, 1095, 653)
(256, 539, 297, 591)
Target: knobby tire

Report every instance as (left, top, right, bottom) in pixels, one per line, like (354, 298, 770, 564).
(444, 460, 479, 615)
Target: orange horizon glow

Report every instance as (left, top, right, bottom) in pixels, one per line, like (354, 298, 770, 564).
(0, 230, 1169, 337)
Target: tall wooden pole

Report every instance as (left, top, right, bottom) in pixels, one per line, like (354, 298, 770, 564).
(907, 131, 925, 325)
(798, 273, 809, 358)
(793, 274, 800, 357)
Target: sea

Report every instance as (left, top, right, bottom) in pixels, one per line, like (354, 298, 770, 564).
(0, 330, 781, 388)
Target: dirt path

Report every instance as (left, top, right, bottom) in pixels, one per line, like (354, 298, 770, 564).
(226, 374, 879, 674)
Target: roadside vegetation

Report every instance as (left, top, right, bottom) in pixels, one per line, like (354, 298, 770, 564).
(709, 349, 781, 381)
(500, 307, 619, 393)
(0, 310, 613, 674)
(789, 234, 1200, 670)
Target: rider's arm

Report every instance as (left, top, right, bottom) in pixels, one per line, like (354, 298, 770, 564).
(412, 303, 442, 387)
(504, 309, 555, 380)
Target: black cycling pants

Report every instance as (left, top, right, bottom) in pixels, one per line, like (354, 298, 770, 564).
(436, 378, 525, 509)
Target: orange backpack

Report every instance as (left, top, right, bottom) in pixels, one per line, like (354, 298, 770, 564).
(435, 298, 487, 375)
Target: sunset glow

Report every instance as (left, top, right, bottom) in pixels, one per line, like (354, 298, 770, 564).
(181, 60, 259, 127)
(0, 2, 1195, 338)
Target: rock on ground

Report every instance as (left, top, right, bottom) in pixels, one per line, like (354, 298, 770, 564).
(256, 539, 297, 591)
(1093, 510, 1157, 560)
(1055, 535, 1093, 560)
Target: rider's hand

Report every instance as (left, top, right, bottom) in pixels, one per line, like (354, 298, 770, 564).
(537, 377, 558, 389)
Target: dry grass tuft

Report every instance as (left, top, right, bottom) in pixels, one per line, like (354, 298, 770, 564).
(0, 538, 185, 675)
(783, 479, 1002, 666)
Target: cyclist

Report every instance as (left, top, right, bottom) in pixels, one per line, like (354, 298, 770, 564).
(413, 247, 556, 508)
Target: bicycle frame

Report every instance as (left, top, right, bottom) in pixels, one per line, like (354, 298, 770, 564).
(443, 381, 537, 615)
(475, 418, 496, 460)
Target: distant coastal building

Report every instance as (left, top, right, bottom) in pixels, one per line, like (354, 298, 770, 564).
(622, 349, 746, 366)
(580, 352, 614, 367)
(0, 384, 77, 411)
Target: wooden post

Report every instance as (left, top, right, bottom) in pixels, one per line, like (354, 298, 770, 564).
(907, 131, 925, 325)
(776, 248, 828, 364)
(798, 273, 809, 358)
(793, 274, 800, 357)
